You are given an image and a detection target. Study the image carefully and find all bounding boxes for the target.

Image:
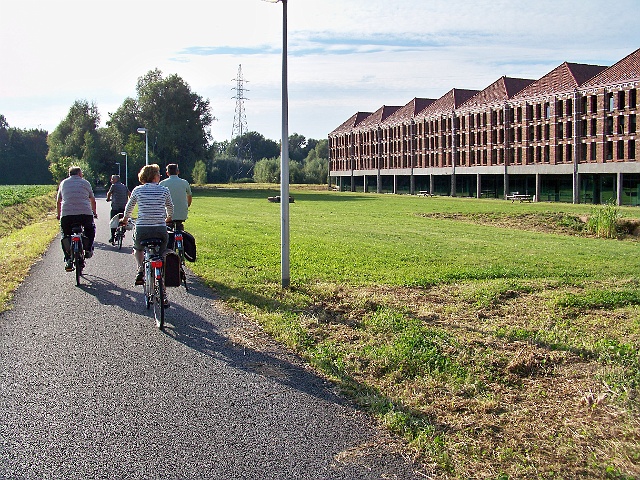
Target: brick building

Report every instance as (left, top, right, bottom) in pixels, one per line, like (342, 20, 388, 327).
(329, 48, 640, 205)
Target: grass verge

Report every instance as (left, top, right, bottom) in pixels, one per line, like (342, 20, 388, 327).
(0, 191, 58, 313)
(188, 186, 640, 479)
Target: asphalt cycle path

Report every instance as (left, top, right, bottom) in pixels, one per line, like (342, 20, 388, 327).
(0, 194, 422, 479)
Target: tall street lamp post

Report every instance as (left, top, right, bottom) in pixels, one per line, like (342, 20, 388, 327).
(137, 128, 148, 165)
(264, 0, 289, 288)
(120, 151, 128, 189)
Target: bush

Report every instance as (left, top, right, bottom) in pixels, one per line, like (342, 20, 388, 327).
(585, 202, 621, 238)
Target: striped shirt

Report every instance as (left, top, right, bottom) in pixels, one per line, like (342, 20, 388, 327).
(124, 183, 174, 227)
(57, 175, 95, 217)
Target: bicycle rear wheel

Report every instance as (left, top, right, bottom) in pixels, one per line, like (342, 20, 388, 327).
(117, 231, 123, 250)
(153, 279, 165, 329)
(74, 250, 83, 286)
(144, 265, 152, 309)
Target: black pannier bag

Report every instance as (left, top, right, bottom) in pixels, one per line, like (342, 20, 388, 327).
(163, 249, 181, 287)
(183, 231, 196, 262)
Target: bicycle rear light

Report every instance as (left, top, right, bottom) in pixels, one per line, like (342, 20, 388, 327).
(151, 260, 163, 269)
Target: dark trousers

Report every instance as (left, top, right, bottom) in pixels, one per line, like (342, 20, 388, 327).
(60, 214, 95, 260)
(110, 207, 125, 239)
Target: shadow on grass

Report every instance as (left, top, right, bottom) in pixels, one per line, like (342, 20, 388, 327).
(193, 187, 375, 202)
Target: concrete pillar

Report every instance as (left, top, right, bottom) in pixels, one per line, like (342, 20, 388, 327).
(430, 174, 434, 195)
(363, 175, 368, 193)
(377, 171, 382, 194)
(504, 173, 509, 199)
(393, 175, 398, 194)
(410, 170, 415, 195)
(451, 173, 456, 197)
(617, 172, 623, 206)
(476, 174, 482, 199)
(339, 176, 343, 191)
(535, 173, 541, 203)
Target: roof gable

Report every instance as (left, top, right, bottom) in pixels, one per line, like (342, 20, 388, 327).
(384, 98, 436, 126)
(582, 48, 640, 87)
(513, 62, 607, 99)
(329, 111, 373, 135)
(417, 89, 479, 118)
(460, 76, 535, 110)
(356, 105, 402, 130)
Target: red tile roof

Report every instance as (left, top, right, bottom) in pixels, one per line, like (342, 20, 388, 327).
(354, 105, 402, 131)
(582, 48, 640, 87)
(383, 98, 436, 126)
(329, 111, 373, 135)
(512, 62, 607, 100)
(416, 89, 479, 118)
(460, 76, 535, 110)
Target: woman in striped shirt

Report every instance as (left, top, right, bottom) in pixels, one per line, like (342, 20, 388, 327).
(122, 164, 173, 285)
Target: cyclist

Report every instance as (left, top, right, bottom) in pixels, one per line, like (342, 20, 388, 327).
(56, 166, 97, 271)
(106, 174, 130, 243)
(159, 163, 191, 231)
(121, 164, 173, 287)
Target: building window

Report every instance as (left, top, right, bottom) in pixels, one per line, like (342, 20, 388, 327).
(491, 110, 497, 125)
(606, 141, 613, 160)
(617, 140, 625, 159)
(618, 91, 625, 110)
(566, 144, 572, 162)
(536, 104, 542, 119)
(630, 89, 637, 108)
(581, 96, 588, 114)
(582, 120, 588, 137)
(567, 121, 572, 137)
(618, 116, 625, 135)
(537, 124, 542, 140)
(554, 101, 560, 118)
(544, 145, 550, 162)
(630, 114, 636, 133)
(546, 102, 551, 119)
(517, 127, 522, 142)
(606, 117, 614, 135)
(591, 118, 597, 136)
(529, 125, 534, 140)
(629, 140, 636, 160)
(607, 92, 614, 112)
(557, 145, 563, 162)
(591, 142, 597, 161)
(517, 147, 522, 163)
(545, 123, 550, 140)
(527, 105, 533, 120)
(517, 107, 522, 122)
(566, 98, 573, 116)
(581, 143, 587, 161)
(469, 115, 474, 128)
(536, 146, 542, 162)
(591, 95, 598, 114)
(557, 122, 564, 139)
(483, 112, 487, 126)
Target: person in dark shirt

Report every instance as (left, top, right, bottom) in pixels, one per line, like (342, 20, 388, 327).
(106, 175, 130, 243)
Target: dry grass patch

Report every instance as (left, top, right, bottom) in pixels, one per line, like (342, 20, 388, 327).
(295, 281, 640, 479)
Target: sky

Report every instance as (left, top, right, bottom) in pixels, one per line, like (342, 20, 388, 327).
(1, 0, 639, 143)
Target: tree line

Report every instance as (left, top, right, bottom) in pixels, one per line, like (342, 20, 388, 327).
(0, 69, 328, 187)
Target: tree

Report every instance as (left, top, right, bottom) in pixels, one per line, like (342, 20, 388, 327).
(46, 100, 101, 184)
(225, 131, 279, 163)
(0, 118, 51, 185)
(192, 160, 208, 184)
(113, 69, 213, 182)
(253, 157, 280, 183)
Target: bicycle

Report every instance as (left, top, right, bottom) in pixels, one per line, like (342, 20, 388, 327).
(65, 224, 86, 286)
(140, 237, 166, 329)
(168, 222, 188, 291)
(112, 223, 126, 250)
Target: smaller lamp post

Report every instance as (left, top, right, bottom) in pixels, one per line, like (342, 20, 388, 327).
(137, 128, 148, 165)
(120, 151, 128, 189)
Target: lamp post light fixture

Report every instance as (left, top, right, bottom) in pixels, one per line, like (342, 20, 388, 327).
(263, 0, 290, 288)
(137, 127, 148, 165)
(115, 162, 121, 177)
(120, 151, 128, 189)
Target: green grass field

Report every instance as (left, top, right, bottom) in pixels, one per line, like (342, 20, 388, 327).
(188, 186, 640, 479)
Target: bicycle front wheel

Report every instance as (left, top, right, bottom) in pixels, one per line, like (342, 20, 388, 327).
(117, 232, 123, 250)
(153, 278, 165, 329)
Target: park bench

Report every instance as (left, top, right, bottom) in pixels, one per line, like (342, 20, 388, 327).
(506, 193, 533, 203)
